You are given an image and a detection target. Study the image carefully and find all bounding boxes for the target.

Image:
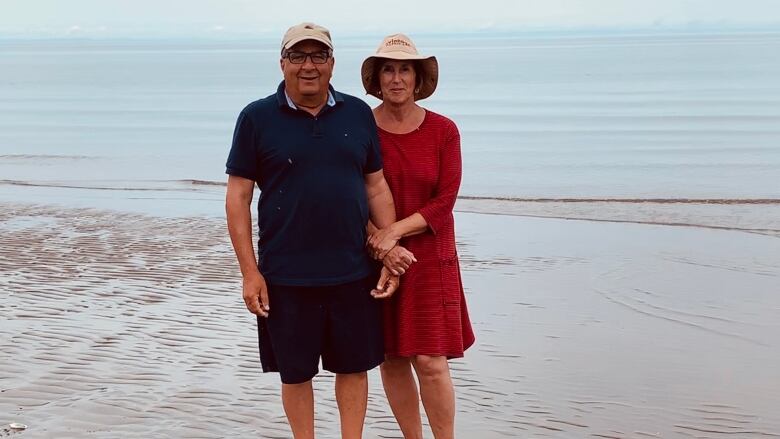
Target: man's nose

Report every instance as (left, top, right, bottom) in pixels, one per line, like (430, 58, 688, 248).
(302, 55, 317, 68)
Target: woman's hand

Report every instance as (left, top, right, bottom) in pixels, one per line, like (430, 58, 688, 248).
(367, 224, 401, 260)
(383, 245, 417, 275)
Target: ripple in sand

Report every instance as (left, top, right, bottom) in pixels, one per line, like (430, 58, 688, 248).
(2, 204, 504, 438)
(4, 202, 780, 438)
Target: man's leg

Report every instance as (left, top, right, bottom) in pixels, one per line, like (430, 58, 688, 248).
(335, 371, 368, 439)
(282, 381, 315, 439)
(381, 356, 423, 439)
(264, 284, 323, 439)
(412, 355, 455, 439)
(322, 277, 385, 438)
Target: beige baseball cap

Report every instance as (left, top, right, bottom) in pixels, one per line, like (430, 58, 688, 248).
(361, 33, 438, 101)
(281, 22, 333, 52)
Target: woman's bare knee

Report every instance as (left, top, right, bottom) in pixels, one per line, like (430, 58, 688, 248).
(412, 355, 449, 379)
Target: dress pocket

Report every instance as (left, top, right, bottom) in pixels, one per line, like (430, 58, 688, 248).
(439, 256, 462, 305)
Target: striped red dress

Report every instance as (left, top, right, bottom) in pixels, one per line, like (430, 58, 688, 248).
(379, 109, 475, 358)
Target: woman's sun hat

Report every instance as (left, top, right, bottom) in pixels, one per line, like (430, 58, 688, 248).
(361, 33, 439, 101)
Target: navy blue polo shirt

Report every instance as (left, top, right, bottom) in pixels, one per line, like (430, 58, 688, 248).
(226, 81, 382, 286)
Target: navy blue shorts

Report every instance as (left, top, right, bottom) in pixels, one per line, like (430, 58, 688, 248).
(257, 276, 384, 384)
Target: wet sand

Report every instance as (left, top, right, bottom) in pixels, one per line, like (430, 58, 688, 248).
(2, 202, 779, 438)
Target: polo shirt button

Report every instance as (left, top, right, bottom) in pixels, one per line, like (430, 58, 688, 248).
(276, 207, 281, 211)
(288, 158, 293, 164)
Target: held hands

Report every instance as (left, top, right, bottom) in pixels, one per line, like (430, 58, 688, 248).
(242, 271, 270, 317)
(367, 225, 400, 260)
(371, 266, 400, 299)
(383, 245, 416, 276)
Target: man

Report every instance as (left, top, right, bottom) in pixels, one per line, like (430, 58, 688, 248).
(225, 22, 399, 439)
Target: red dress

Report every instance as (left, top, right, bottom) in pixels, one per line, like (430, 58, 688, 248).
(379, 110, 475, 358)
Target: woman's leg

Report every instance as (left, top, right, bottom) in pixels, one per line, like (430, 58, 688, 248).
(380, 356, 424, 439)
(412, 355, 455, 439)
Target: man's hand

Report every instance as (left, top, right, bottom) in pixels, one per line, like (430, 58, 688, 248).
(243, 272, 270, 317)
(383, 245, 416, 276)
(371, 266, 400, 299)
(367, 225, 400, 260)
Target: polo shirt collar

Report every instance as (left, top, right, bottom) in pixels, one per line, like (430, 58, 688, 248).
(276, 81, 343, 110)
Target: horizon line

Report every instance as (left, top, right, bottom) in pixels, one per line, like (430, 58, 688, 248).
(2, 23, 780, 41)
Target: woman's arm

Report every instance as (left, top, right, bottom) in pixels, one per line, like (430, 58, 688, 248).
(368, 212, 427, 253)
(415, 121, 462, 235)
(369, 120, 462, 252)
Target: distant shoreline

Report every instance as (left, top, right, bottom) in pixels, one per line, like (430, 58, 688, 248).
(2, 27, 780, 42)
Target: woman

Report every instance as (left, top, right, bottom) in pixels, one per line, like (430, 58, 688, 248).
(363, 34, 475, 439)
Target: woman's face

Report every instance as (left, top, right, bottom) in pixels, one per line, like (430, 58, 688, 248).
(379, 60, 417, 105)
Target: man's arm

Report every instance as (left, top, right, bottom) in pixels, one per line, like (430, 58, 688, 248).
(364, 170, 401, 297)
(364, 169, 397, 258)
(225, 175, 269, 317)
(365, 169, 396, 228)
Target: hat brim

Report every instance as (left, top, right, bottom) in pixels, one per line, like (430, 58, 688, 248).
(361, 55, 438, 101)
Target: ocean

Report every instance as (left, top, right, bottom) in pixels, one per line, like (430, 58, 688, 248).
(1, 31, 779, 218)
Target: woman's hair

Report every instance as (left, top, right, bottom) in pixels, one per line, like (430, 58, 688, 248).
(371, 58, 424, 96)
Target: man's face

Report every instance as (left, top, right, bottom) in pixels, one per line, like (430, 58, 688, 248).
(280, 40, 334, 100)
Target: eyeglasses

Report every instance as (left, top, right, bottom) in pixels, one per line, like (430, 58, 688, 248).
(284, 50, 331, 64)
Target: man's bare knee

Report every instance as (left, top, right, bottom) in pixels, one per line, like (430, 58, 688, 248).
(282, 380, 312, 390)
(336, 371, 367, 383)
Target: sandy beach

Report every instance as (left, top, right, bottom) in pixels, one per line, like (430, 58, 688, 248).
(2, 202, 779, 438)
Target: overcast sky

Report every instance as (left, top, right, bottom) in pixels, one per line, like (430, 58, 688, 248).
(1, 0, 779, 37)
